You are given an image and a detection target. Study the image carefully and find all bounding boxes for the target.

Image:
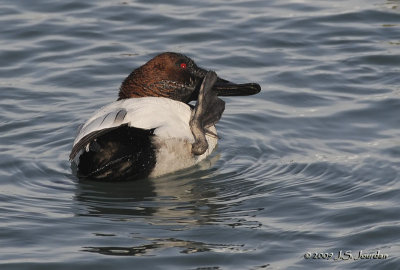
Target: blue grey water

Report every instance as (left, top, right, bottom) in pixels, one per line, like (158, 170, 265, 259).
(0, 0, 399, 269)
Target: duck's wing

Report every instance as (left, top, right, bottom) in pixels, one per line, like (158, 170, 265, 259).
(70, 124, 125, 161)
(190, 71, 225, 155)
(70, 97, 193, 161)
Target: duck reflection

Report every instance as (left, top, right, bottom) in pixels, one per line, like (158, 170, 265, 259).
(74, 156, 219, 222)
(74, 155, 231, 256)
(74, 176, 158, 217)
(82, 237, 247, 256)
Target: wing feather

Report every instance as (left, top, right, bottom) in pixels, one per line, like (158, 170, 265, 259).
(71, 97, 194, 161)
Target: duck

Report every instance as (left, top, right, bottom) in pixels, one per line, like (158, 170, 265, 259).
(70, 52, 261, 181)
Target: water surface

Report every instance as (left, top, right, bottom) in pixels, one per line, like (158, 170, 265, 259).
(0, 0, 399, 269)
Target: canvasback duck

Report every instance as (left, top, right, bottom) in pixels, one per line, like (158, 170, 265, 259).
(70, 52, 261, 181)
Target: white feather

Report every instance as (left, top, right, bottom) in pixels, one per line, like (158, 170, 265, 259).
(74, 97, 193, 145)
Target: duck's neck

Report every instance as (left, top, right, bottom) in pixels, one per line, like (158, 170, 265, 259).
(119, 69, 147, 100)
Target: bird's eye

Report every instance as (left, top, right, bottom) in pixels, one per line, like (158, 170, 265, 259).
(180, 63, 187, 69)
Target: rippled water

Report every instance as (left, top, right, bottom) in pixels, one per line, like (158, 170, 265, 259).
(1, 0, 399, 269)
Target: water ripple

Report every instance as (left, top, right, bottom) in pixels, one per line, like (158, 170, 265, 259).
(1, 0, 400, 269)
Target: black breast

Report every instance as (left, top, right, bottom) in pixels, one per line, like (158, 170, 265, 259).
(72, 124, 156, 181)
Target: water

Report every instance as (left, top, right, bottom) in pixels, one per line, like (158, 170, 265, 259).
(0, 0, 399, 269)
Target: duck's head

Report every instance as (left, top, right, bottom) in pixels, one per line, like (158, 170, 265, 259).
(118, 52, 261, 102)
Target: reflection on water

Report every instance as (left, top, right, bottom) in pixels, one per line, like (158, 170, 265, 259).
(74, 154, 220, 225)
(73, 153, 266, 257)
(385, 0, 399, 9)
(75, 178, 158, 217)
(74, 155, 226, 256)
(83, 238, 250, 256)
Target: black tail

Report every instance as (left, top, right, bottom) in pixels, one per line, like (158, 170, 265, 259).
(73, 124, 156, 181)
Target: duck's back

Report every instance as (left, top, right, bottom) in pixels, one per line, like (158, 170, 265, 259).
(70, 97, 217, 181)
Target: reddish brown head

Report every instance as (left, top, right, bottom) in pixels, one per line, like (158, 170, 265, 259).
(118, 52, 261, 103)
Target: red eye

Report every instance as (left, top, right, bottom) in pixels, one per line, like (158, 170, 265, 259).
(180, 63, 187, 69)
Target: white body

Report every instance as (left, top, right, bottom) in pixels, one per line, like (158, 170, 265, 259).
(72, 97, 218, 177)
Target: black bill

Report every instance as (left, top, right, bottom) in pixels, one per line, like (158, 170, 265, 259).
(212, 77, 261, 96)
